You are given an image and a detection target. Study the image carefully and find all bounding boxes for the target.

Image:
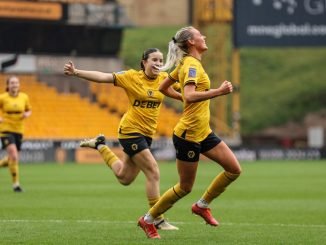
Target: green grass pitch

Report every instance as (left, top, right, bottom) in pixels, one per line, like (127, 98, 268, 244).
(0, 160, 325, 244)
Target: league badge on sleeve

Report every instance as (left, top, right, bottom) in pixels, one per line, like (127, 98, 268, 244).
(188, 68, 197, 78)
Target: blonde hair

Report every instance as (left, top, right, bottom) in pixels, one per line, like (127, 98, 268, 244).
(160, 26, 195, 71)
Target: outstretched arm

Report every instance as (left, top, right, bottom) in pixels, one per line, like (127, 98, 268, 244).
(159, 77, 183, 101)
(64, 61, 114, 83)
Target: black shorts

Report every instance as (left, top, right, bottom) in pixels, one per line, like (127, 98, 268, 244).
(119, 135, 152, 157)
(173, 132, 221, 162)
(0, 131, 23, 151)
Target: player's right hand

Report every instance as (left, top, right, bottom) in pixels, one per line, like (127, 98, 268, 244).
(63, 61, 76, 76)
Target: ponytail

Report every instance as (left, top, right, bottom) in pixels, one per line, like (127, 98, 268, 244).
(160, 26, 195, 71)
(160, 40, 183, 71)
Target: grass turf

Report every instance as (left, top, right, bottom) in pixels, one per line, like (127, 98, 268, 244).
(0, 160, 325, 244)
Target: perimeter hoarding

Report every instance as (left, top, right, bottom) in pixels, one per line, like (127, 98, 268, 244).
(0, 1, 66, 21)
(233, 0, 326, 47)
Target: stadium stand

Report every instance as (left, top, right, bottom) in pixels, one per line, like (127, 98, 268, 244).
(0, 74, 121, 139)
(90, 82, 128, 115)
(157, 106, 180, 137)
(1, 74, 181, 139)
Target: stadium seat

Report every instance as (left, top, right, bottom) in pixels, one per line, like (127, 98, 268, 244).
(0, 74, 181, 139)
(0, 75, 121, 139)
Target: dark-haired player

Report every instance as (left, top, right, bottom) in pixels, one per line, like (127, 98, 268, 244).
(64, 48, 181, 230)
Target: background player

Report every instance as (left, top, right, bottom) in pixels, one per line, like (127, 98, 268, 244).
(0, 75, 32, 192)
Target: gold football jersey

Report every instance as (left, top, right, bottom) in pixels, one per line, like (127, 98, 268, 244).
(0, 92, 31, 134)
(169, 56, 212, 142)
(113, 70, 168, 138)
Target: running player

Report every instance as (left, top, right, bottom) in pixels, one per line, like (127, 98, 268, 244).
(64, 48, 181, 230)
(0, 75, 32, 192)
(138, 27, 242, 239)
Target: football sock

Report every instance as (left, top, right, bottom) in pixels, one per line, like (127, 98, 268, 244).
(98, 146, 119, 168)
(8, 159, 19, 186)
(200, 171, 240, 204)
(148, 197, 164, 221)
(149, 183, 188, 219)
(97, 144, 105, 151)
(0, 156, 9, 167)
(196, 198, 209, 208)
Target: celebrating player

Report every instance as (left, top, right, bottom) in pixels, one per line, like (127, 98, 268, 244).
(138, 27, 242, 239)
(64, 48, 181, 230)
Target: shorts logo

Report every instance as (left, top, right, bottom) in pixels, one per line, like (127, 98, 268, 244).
(4, 139, 9, 146)
(147, 90, 154, 97)
(187, 151, 195, 159)
(131, 144, 138, 151)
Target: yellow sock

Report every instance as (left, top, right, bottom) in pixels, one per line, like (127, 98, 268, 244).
(0, 156, 9, 167)
(201, 171, 240, 204)
(8, 159, 19, 185)
(98, 146, 119, 168)
(148, 197, 164, 221)
(149, 183, 188, 218)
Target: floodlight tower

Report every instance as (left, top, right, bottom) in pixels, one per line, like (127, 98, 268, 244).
(192, 0, 241, 145)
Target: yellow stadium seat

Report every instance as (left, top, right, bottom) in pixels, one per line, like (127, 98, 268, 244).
(1, 74, 181, 139)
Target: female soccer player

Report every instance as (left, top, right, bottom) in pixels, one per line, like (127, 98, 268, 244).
(63, 48, 181, 230)
(0, 75, 32, 192)
(138, 27, 242, 239)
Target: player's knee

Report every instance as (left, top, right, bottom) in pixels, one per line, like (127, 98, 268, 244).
(232, 167, 242, 175)
(8, 155, 19, 164)
(225, 168, 242, 181)
(226, 160, 242, 175)
(234, 164, 242, 175)
(118, 178, 133, 186)
(179, 183, 193, 193)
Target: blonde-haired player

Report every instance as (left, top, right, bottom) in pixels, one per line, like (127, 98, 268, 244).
(0, 76, 32, 192)
(138, 27, 242, 239)
(64, 48, 181, 230)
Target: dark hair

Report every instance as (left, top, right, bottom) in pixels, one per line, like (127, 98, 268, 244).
(140, 48, 160, 70)
(6, 75, 18, 92)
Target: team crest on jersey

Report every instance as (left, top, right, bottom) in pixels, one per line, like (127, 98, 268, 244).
(147, 90, 154, 97)
(188, 68, 197, 78)
(187, 151, 195, 159)
(131, 144, 138, 151)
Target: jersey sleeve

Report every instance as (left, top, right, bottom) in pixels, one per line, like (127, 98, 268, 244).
(171, 81, 181, 92)
(168, 67, 179, 82)
(113, 70, 134, 89)
(183, 62, 199, 86)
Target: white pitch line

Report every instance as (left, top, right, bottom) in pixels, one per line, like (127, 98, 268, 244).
(0, 219, 325, 228)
